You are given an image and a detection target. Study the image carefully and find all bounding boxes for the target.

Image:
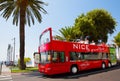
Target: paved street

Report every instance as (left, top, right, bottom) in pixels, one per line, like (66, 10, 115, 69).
(1, 64, 120, 81)
(0, 64, 13, 81)
(12, 65, 120, 81)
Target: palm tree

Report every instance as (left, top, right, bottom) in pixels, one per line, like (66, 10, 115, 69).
(55, 26, 81, 41)
(0, 0, 47, 70)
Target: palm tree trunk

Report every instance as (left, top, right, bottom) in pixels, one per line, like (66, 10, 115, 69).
(19, 1, 26, 70)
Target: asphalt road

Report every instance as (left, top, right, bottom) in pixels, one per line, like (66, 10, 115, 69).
(12, 65, 120, 81)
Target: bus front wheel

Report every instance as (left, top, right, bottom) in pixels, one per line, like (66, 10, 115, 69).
(70, 66, 78, 74)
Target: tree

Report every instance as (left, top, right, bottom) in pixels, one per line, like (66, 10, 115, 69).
(74, 14, 96, 42)
(0, 0, 47, 70)
(113, 32, 120, 59)
(74, 9, 116, 43)
(113, 32, 120, 47)
(55, 26, 81, 41)
(18, 57, 31, 68)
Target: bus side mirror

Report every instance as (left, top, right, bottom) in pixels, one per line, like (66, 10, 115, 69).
(34, 52, 40, 64)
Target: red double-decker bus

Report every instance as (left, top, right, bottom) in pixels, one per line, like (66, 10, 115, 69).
(34, 27, 113, 75)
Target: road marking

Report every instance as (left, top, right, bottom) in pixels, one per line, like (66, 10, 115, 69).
(0, 75, 11, 78)
(0, 75, 12, 81)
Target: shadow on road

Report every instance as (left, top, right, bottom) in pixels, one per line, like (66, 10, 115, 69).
(21, 65, 120, 79)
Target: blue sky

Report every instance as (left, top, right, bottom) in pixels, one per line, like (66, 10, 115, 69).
(0, 0, 120, 62)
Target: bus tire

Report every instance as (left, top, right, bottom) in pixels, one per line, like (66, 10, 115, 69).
(108, 62, 111, 68)
(102, 63, 106, 69)
(70, 65, 78, 74)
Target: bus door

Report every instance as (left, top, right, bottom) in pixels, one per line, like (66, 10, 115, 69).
(33, 52, 40, 66)
(51, 51, 67, 74)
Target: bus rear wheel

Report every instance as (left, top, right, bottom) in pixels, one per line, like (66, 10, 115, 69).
(70, 66, 78, 74)
(102, 63, 106, 69)
(108, 62, 111, 68)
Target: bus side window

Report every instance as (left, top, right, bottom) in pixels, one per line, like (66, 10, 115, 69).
(52, 51, 65, 63)
(98, 52, 102, 59)
(80, 53, 84, 60)
(102, 53, 108, 59)
(52, 52, 58, 62)
(77, 52, 82, 60)
(106, 53, 109, 58)
(70, 52, 78, 61)
(59, 52, 65, 62)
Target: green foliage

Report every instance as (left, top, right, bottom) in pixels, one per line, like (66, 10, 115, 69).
(113, 32, 120, 47)
(11, 66, 38, 73)
(18, 57, 31, 69)
(57, 9, 116, 43)
(55, 26, 81, 41)
(0, 0, 47, 26)
(24, 57, 31, 63)
(74, 9, 117, 43)
(74, 14, 96, 41)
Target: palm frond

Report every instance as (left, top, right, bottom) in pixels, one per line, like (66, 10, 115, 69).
(0, 0, 47, 26)
(0, 0, 15, 19)
(58, 26, 78, 41)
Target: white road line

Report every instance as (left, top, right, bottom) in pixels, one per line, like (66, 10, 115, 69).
(0, 75, 12, 81)
(0, 75, 11, 78)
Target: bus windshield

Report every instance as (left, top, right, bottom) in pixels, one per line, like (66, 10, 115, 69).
(40, 30, 50, 45)
(40, 52, 51, 64)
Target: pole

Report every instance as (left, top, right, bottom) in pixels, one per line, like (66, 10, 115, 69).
(13, 38, 15, 65)
(12, 37, 15, 65)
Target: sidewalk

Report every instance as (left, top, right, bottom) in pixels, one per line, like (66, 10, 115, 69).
(1, 64, 11, 75)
